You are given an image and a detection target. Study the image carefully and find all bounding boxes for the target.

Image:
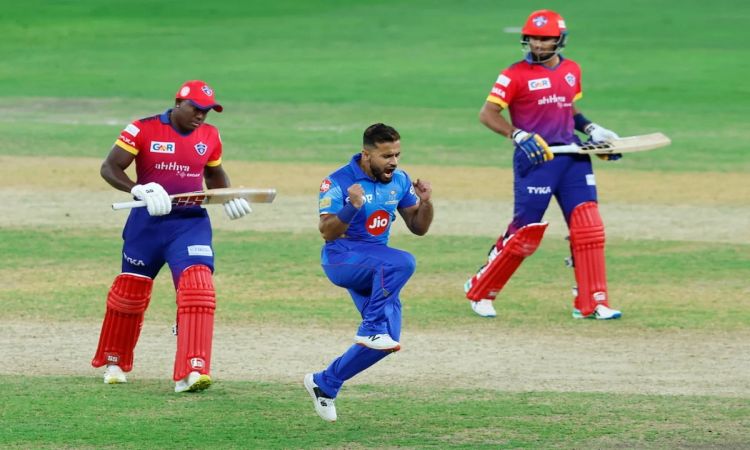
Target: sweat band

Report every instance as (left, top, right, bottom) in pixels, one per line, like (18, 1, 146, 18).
(573, 113, 591, 133)
(336, 202, 360, 224)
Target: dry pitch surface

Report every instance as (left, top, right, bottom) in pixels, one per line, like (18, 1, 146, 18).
(2, 155, 748, 397)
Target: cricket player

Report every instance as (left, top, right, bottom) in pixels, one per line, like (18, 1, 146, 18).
(464, 10, 622, 320)
(91, 80, 252, 392)
(304, 123, 433, 422)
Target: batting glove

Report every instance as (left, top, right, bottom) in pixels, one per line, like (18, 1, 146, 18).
(512, 129, 554, 165)
(584, 123, 619, 144)
(131, 182, 171, 216)
(223, 198, 252, 220)
(596, 153, 623, 161)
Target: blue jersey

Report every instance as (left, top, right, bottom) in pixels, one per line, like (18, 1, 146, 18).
(319, 153, 419, 245)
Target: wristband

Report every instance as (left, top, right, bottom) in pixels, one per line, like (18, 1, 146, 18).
(573, 113, 591, 133)
(336, 202, 360, 224)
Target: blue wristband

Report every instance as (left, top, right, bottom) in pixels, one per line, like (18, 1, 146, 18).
(336, 202, 360, 224)
(573, 113, 591, 133)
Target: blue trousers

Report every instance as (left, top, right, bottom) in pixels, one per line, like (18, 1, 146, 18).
(315, 240, 416, 398)
(120, 207, 215, 287)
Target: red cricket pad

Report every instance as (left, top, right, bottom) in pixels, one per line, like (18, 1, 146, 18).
(465, 222, 548, 301)
(570, 202, 609, 316)
(91, 274, 153, 371)
(173, 265, 216, 381)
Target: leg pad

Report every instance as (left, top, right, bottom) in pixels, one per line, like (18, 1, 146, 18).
(91, 274, 153, 371)
(570, 202, 609, 316)
(465, 222, 548, 301)
(173, 265, 216, 381)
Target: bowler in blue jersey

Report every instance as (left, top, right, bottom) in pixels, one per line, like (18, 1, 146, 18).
(304, 123, 434, 422)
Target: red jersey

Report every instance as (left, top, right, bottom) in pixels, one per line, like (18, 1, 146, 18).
(115, 110, 222, 195)
(487, 57, 583, 145)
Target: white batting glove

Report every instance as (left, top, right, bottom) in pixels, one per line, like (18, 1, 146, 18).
(223, 198, 252, 220)
(131, 182, 171, 216)
(584, 123, 620, 143)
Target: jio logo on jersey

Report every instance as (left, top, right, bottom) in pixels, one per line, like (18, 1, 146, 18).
(366, 210, 390, 236)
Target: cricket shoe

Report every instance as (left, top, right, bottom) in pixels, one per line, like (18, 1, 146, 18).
(103, 365, 127, 384)
(471, 299, 497, 318)
(174, 371, 212, 393)
(353, 334, 401, 352)
(572, 304, 622, 320)
(304, 373, 337, 422)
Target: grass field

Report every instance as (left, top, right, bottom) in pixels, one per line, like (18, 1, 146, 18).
(2, 1, 749, 448)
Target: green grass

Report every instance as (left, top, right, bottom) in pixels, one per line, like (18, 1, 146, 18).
(2, 0, 749, 448)
(1, 0, 749, 171)
(3, 377, 748, 449)
(2, 227, 747, 332)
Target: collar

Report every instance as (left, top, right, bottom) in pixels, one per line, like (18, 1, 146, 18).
(348, 153, 374, 181)
(160, 108, 193, 136)
(524, 53, 565, 69)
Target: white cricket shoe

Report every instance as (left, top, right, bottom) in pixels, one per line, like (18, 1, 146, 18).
(174, 371, 212, 393)
(353, 334, 401, 352)
(471, 299, 497, 318)
(304, 373, 337, 422)
(572, 304, 622, 320)
(103, 365, 127, 384)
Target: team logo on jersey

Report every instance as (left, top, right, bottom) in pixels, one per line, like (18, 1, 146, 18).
(528, 78, 551, 91)
(194, 142, 208, 156)
(320, 179, 331, 192)
(565, 73, 576, 87)
(201, 85, 213, 96)
(150, 141, 176, 154)
(366, 210, 390, 236)
(532, 15, 548, 27)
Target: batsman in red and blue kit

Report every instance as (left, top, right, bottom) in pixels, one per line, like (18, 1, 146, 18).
(464, 10, 623, 320)
(304, 123, 434, 422)
(91, 80, 252, 392)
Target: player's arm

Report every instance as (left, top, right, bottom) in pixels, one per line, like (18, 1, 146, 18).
(319, 184, 364, 241)
(101, 145, 137, 193)
(479, 101, 515, 138)
(398, 179, 433, 236)
(204, 164, 230, 189)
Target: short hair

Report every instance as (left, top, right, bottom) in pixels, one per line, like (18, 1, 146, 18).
(363, 123, 400, 149)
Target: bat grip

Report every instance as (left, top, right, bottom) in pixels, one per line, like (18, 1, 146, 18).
(112, 200, 146, 210)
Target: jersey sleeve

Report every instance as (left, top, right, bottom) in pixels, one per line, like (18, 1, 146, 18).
(318, 177, 343, 215)
(573, 63, 583, 102)
(206, 130, 223, 167)
(115, 121, 143, 155)
(397, 172, 419, 209)
(486, 67, 517, 108)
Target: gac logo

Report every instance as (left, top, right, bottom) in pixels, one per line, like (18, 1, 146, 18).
(366, 210, 390, 236)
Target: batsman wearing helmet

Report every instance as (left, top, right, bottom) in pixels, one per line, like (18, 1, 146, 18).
(304, 123, 433, 422)
(91, 80, 252, 392)
(464, 10, 623, 320)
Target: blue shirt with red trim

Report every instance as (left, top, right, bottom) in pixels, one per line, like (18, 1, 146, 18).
(319, 153, 419, 245)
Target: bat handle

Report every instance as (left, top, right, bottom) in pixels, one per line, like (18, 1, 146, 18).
(112, 200, 146, 210)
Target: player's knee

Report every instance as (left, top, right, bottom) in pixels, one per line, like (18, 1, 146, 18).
(569, 202, 605, 246)
(176, 265, 216, 310)
(394, 252, 417, 278)
(106, 273, 153, 313)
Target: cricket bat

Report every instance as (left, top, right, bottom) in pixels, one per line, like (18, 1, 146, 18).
(112, 187, 277, 210)
(550, 132, 671, 155)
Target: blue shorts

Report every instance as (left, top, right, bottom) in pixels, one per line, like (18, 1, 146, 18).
(120, 207, 214, 285)
(510, 152, 598, 232)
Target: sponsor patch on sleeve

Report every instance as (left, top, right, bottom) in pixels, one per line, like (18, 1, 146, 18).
(187, 245, 213, 257)
(496, 74, 511, 87)
(585, 174, 596, 186)
(320, 178, 332, 193)
(124, 123, 140, 136)
(319, 197, 332, 209)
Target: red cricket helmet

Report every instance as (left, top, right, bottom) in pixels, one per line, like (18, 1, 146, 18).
(520, 10, 568, 63)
